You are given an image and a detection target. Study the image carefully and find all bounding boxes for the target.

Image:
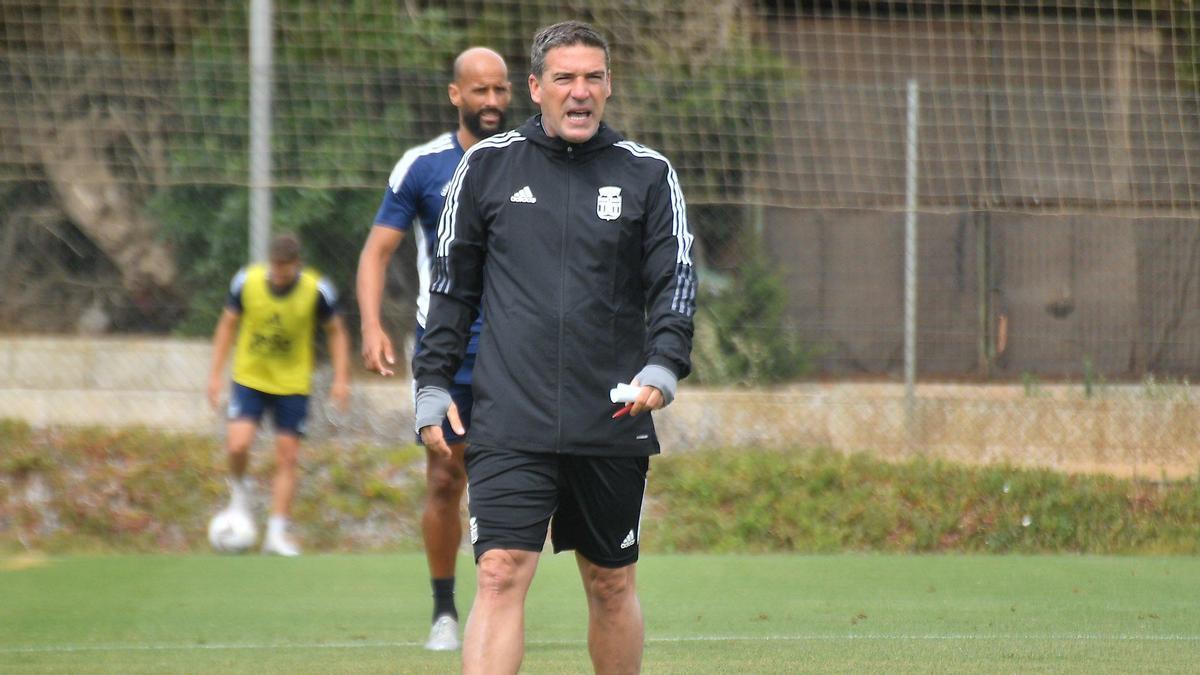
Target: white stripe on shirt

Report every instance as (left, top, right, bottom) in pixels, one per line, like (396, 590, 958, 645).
(316, 276, 338, 306)
(387, 133, 455, 193)
(433, 130, 526, 293)
(615, 141, 696, 315)
(615, 141, 694, 265)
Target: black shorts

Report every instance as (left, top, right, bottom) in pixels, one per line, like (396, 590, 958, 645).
(464, 446, 650, 568)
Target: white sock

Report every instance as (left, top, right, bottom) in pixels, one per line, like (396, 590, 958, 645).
(268, 515, 289, 538)
(228, 477, 251, 511)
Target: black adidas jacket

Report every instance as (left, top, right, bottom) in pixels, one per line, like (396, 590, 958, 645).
(413, 115, 696, 456)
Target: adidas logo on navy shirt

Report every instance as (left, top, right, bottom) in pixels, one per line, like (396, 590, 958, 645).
(509, 186, 537, 203)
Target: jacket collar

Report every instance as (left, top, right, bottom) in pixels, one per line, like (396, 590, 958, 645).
(518, 114, 622, 157)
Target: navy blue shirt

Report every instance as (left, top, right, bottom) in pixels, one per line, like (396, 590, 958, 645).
(374, 131, 481, 385)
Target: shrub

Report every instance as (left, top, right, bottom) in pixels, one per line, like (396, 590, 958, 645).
(643, 446, 1200, 554)
(9, 423, 1196, 555)
(0, 422, 426, 553)
(691, 233, 813, 385)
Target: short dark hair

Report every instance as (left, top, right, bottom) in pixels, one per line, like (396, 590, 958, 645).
(530, 20, 609, 77)
(268, 232, 302, 263)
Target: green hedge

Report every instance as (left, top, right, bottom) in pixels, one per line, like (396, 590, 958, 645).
(643, 447, 1200, 554)
(0, 420, 424, 553)
(3, 420, 1198, 554)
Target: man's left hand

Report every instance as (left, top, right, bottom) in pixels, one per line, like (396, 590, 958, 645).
(628, 378, 664, 417)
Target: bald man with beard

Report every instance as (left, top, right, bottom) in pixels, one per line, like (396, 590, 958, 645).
(356, 47, 512, 652)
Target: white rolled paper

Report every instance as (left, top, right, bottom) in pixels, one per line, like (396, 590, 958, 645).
(609, 382, 641, 403)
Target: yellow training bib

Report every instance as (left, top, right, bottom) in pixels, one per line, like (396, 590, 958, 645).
(232, 264, 321, 395)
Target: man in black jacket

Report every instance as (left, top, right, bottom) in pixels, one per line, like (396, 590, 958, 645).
(413, 20, 696, 674)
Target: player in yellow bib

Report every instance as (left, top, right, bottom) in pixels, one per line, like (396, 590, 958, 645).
(206, 233, 351, 556)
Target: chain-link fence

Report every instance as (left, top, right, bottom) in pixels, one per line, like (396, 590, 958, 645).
(2, 1, 1200, 476)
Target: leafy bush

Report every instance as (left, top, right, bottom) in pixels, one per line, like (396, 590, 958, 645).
(6, 422, 1200, 554)
(150, 4, 468, 336)
(0, 422, 426, 553)
(691, 233, 813, 385)
(644, 446, 1200, 554)
(150, 186, 378, 336)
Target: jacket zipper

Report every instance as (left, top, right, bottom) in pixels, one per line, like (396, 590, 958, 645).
(556, 145, 573, 451)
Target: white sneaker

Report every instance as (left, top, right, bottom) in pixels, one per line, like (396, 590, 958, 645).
(261, 530, 301, 557)
(424, 615, 460, 651)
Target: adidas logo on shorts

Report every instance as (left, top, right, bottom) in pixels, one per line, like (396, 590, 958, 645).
(619, 529, 636, 549)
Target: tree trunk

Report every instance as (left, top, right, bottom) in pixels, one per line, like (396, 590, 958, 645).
(36, 113, 178, 313)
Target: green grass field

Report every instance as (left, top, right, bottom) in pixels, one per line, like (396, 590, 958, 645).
(3, 552, 1198, 673)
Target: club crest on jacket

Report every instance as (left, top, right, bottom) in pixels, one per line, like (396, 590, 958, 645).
(597, 186, 622, 221)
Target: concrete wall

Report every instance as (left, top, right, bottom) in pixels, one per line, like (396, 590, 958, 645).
(764, 207, 1200, 378)
(759, 16, 1200, 379)
(2, 336, 1196, 478)
(0, 337, 214, 431)
(0, 336, 415, 437)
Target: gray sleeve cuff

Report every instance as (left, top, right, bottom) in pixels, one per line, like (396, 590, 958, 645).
(414, 386, 451, 434)
(635, 364, 678, 407)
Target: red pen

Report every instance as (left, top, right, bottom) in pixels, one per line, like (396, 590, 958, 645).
(611, 403, 633, 419)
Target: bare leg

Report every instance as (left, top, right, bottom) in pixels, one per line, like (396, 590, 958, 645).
(270, 432, 300, 517)
(577, 554, 643, 675)
(462, 549, 540, 675)
(424, 441, 468, 579)
(226, 419, 257, 479)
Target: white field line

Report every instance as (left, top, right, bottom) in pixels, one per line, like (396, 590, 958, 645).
(3, 633, 1200, 655)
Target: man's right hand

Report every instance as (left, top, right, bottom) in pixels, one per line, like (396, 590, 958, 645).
(206, 373, 223, 410)
(361, 325, 396, 376)
(356, 226, 405, 376)
(419, 402, 465, 459)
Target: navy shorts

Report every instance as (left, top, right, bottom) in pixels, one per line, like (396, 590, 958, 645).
(227, 382, 309, 436)
(464, 446, 649, 568)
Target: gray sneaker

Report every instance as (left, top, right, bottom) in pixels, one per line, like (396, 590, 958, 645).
(424, 614, 460, 651)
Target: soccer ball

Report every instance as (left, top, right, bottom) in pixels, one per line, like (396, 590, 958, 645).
(207, 508, 258, 553)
